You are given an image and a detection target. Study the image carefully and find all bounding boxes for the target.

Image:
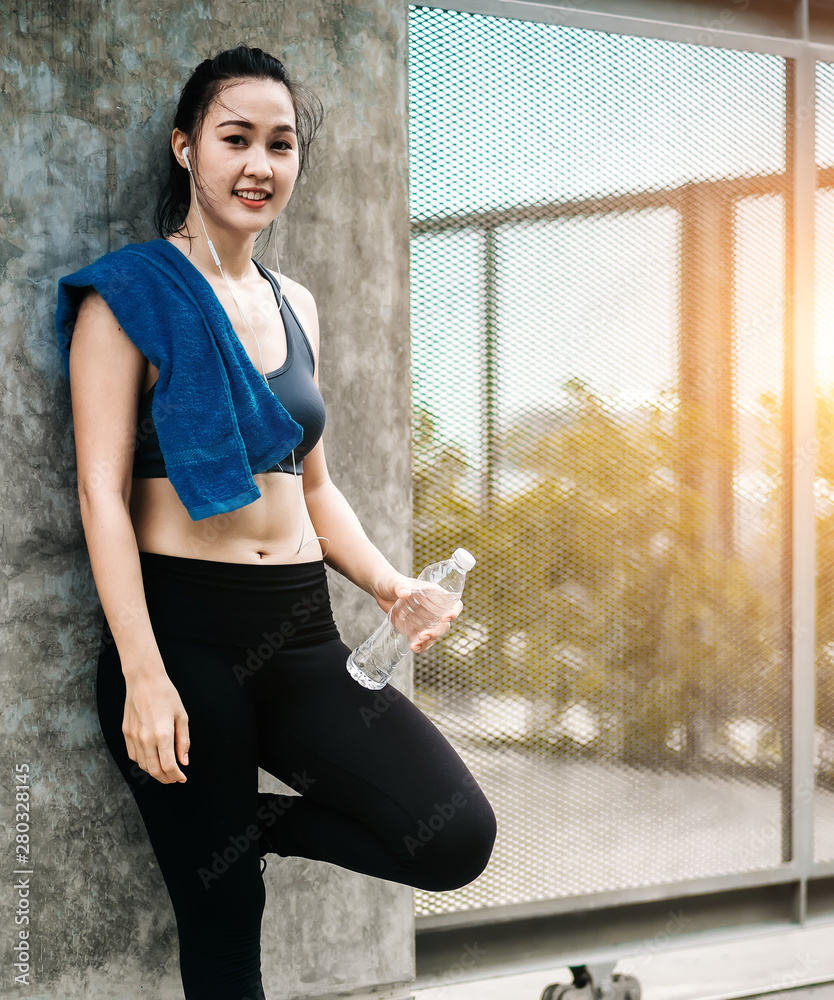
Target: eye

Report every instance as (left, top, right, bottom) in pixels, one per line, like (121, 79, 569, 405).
(222, 135, 294, 151)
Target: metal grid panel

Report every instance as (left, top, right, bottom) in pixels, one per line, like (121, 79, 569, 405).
(408, 5, 792, 916)
(815, 60, 834, 864)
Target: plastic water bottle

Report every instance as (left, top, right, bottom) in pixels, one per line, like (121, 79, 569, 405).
(346, 547, 476, 690)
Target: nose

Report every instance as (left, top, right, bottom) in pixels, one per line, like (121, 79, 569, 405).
(244, 143, 273, 179)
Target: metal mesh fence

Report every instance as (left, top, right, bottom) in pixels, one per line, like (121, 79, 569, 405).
(815, 60, 834, 864)
(408, 5, 794, 917)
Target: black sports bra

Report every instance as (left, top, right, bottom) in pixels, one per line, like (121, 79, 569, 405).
(133, 262, 325, 478)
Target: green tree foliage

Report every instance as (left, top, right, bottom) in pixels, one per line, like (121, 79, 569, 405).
(814, 387, 834, 736)
(413, 380, 781, 772)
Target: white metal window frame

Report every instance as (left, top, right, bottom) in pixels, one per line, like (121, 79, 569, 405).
(408, 0, 831, 962)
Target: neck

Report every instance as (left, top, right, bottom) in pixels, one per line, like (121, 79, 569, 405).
(169, 210, 259, 282)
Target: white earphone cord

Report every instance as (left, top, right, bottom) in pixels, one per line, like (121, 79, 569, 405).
(182, 149, 330, 559)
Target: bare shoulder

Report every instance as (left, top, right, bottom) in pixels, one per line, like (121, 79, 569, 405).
(267, 270, 320, 362)
(273, 271, 315, 305)
(270, 270, 317, 317)
(73, 288, 142, 363)
(76, 286, 116, 323)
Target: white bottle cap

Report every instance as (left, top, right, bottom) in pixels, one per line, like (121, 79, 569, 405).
(452, 547, 476, 571)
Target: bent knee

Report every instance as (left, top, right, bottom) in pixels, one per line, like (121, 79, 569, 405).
(404, 798, 497, 892)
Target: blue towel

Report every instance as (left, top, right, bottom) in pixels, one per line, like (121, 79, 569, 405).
(55, 238, 304, 521)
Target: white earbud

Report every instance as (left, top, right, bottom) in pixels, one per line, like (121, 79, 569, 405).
(180, 144, 222, 269)
(177, 142, 327, 556)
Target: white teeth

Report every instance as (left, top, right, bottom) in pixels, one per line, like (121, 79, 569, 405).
(235, 191, 268, 201)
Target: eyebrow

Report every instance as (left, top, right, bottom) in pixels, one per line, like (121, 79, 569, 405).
(216, 119, 296, 135)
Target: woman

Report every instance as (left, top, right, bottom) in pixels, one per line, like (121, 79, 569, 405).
(57, 46, 496, 1000)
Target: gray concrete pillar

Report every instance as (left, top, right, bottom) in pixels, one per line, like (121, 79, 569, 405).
(1, 3, 414, 997)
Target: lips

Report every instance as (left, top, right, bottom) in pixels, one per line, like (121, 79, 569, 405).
(233, 190, 271, 206)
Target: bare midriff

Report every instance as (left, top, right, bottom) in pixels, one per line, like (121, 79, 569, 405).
(129, 475, 324, 565)
(129, 351, 324, 566)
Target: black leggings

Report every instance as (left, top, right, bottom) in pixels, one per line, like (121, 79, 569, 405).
(95, 551, 497, 1000)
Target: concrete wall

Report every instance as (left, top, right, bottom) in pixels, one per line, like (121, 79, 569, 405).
(1, 2, 414, 997)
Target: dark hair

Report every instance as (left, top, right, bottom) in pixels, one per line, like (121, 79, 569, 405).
(153, 45, 324, 255)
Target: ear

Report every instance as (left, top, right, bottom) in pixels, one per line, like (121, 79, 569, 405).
(171, 128, 190, 170)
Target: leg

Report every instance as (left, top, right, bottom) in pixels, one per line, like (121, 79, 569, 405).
(97, 633, 267, 1000)
(249, 637, 497, 892)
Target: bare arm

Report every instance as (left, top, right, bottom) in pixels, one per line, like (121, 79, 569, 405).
(287, 277, 463, 651)
(303, 449, 461, 653)
(69, 290, 189, 783)
(302, 470, 399, 596)
(274, 277, 400, 596)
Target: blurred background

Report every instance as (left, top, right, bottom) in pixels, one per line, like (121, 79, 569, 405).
(405, 1, 834, 986)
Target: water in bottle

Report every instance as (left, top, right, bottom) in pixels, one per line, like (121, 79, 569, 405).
(346, 547, 476, 689)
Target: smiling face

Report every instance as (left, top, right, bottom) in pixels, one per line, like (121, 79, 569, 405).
(172, 77, 300, 240)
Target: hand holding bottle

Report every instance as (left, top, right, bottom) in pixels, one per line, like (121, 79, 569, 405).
(373, 577, 463, 654)
(347, 548, 476, 689)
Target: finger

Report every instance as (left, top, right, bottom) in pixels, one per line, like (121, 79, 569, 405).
(148, 756, 172, 784)
(135, 741, 160, 782)
(176, 716, 190, 767)
(438, 600, 463, 623)
(138, 737, 172, 784)
(125, 736, 149, 776)
(413, 625, 447, 652)
(148, 745, 180, 785)
(158, 740, 187, 783)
